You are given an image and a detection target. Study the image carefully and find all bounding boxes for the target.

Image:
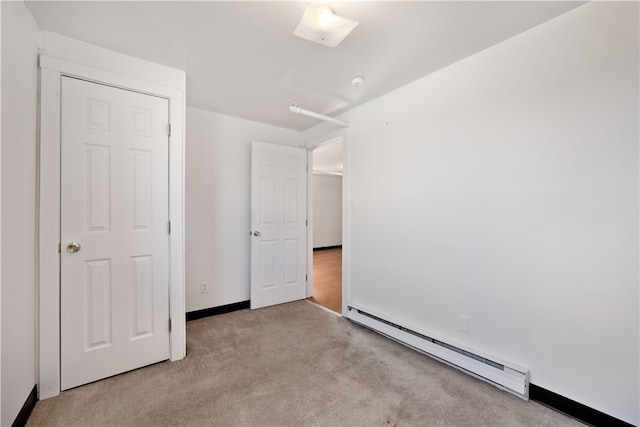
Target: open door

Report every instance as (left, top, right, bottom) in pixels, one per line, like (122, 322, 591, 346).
(250, 141, 308, 309)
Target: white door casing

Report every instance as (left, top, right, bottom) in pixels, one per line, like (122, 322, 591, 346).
(60, 77, 170, 389)
(39, 49, 185, 400)
(301, 131, 349, 316)
(250, 141, 307, 309)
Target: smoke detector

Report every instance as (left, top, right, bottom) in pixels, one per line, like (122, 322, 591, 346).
(351, 75, 366, 88)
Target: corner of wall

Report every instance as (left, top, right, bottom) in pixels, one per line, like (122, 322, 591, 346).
(1, 1, 41, 425)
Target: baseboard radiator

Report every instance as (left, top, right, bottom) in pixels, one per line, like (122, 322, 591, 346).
(347, 306, 529, 400)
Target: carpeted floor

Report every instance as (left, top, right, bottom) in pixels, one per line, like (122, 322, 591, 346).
(27, 301, 583, 426)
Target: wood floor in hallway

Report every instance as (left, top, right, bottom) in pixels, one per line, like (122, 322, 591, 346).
(308, 247, 342, 314)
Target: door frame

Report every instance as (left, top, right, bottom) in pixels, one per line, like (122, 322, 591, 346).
(38, 53, 186, 399)
(302, 130, 349, 315)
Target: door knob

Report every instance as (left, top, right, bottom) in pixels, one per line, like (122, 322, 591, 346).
(252, 231, 261, 237)
(66, 242, 81, 253)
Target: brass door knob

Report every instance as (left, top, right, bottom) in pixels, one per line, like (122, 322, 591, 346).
(66, 242, 81, 253)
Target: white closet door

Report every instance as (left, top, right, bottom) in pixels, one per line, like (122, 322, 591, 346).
(60, 77, 170, 390)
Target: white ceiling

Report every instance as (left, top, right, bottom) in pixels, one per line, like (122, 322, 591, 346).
(26, 1, 584, 131)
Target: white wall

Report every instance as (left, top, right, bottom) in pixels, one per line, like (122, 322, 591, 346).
(344, 2, 639, 424)
(1, 2, 40, 425)
(312, 174, 342, 248)
(39, 31, 185, 91)
(185, 107, 302, 312)
(0, 3, 3, 423)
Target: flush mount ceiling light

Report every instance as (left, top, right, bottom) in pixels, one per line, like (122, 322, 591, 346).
(293, 4, 359, 48)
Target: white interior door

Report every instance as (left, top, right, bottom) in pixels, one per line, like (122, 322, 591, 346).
(250, 141, 308, 309)
(60, 77, 170, 390)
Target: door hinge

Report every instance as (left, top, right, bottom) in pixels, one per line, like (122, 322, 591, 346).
(169, 318, 172, 332)
(58, 243, 61, 254)
(167, 123, 172, 137)
(306, 274, 308, 282)
(168, 221, 171, 234)
(306, 219, 308, 226)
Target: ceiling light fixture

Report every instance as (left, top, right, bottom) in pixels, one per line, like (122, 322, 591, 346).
(293, 4, 359, 48)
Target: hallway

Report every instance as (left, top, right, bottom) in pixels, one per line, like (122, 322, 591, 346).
(308, 247, 342, 314)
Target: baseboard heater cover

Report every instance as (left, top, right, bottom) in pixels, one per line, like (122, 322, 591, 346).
(347, 306, 529, 400)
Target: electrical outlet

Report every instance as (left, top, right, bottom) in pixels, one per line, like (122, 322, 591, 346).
(458, 315, 470, 334)
(201, 282, 208, 294)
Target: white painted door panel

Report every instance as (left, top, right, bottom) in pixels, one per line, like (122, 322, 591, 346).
(251, 141, 307, 309)
(60, 77, 170, 390)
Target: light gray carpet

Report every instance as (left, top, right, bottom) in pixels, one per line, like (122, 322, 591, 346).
(27, 301, 582, 426)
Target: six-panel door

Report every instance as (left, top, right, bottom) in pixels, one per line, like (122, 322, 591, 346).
(60, 77, 170, 390)
(250, 141, 308, 309)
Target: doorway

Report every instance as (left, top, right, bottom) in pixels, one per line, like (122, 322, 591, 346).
(38, 51, 186, 399)
(308, 139, 343, 313)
